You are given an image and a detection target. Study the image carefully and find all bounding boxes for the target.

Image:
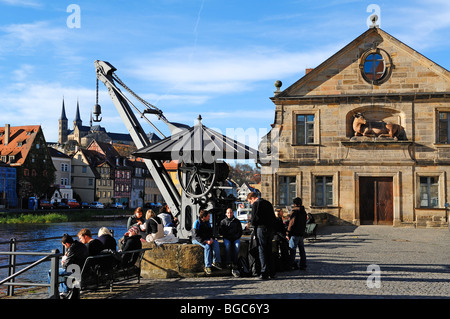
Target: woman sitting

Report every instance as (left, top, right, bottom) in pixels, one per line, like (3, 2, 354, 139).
(143, 209, 164, 242)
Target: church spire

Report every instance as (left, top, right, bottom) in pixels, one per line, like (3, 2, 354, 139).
(74, 98, 82, 128)
(59, 96, 68, 144)
(60, 97, 68, 120)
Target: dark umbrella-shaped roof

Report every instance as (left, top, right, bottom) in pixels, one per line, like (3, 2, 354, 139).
(133, 115, 259, 164)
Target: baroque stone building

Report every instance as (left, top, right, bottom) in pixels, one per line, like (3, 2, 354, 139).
(261, 27, 450, 227)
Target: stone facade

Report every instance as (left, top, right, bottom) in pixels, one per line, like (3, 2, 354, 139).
(261, 27, 450, 228)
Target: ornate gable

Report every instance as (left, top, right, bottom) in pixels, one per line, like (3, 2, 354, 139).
(276, 27, 450, 99)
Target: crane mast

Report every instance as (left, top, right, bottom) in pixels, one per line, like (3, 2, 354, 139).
(94, 60, 258, 239)
(94, 60, 181, 219)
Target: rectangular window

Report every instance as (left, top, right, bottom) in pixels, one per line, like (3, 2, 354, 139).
(420, 176, 439, 208)
(296, 114, 315, 145)
(438, 112, 450, 143)
(279, 176, 296, 206)
(315, 176, 333, 206)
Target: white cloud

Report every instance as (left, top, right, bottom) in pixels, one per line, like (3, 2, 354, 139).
(11, 64, 35, 81)
(0, 0, 41, 8)
(0, 81, 98, 142)
(0, 78, 189, 143)
(0, 21, 67, 56)
(126, 46, 333, 94)
(383, 0, 450, 50)
(140, 93, 210, 107)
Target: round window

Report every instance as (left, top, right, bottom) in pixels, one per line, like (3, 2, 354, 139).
(360, 48, 392, 85)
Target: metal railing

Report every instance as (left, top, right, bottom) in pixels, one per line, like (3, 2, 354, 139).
(0, 237, 63, 298)
(0, 232, 113, 298)
(0, 248, 61, 298)
(0, 234, 151, 299)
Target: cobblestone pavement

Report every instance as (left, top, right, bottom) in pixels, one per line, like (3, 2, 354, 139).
(3, 225, 449, 300)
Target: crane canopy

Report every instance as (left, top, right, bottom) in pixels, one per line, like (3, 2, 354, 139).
(133, 115, 259, 163)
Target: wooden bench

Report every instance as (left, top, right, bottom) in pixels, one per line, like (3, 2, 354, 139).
(62, 249, 148, 298)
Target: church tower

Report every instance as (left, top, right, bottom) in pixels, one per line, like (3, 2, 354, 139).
(58, 97, 68, 144)
(73, 99, 82, 129)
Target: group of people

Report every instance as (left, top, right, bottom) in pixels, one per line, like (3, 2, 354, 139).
(51, 226, 142, 298)
(191, 192, 309, 280)
(52, 204, 180, 298)
(126, 205, 178, 244)
(53, 197, 309, 297)
(191, 207, 243, 276)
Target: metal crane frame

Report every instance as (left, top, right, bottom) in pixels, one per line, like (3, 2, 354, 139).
(94, 60, 251, 239)
(94, 60, 182, 220)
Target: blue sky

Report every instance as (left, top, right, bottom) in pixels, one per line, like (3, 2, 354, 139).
(1, 0, 450, 149)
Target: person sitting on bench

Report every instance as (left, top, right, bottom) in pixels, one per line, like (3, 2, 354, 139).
(48, 233, 87, 298)
(78, 228, 104, 256)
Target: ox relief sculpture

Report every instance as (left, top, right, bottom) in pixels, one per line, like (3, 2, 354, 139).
(352, 113, 406, 140)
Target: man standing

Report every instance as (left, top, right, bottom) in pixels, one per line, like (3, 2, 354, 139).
(247, 192, 277, 279)
(192, 209, 223, 275)
(286, 197, 307, 270)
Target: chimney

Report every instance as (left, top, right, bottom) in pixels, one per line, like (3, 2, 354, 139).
(4, 124, 10, 146)
(305, 68, 314, 75)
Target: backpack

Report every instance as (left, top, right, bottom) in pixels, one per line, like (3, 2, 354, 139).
(237, 255, 250, 277)
(237, 230, 261, 277)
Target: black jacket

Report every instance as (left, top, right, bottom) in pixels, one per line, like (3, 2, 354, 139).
(122, 234, 142, 252)
(274, 217, 287, 236)
(219, 216, 242, 242)
(98, 234, 117, 251)
(63, 240, 88, 270)
(287, 206, 307, 237)
(250, 198, 276, 229)
(192, 219, 213, 244)
(86, 238, 104, 256)
(144, 216, 162, 234)
(121, 234, 142, 266)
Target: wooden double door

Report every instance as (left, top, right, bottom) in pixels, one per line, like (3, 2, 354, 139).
(359, 177, 393, 225)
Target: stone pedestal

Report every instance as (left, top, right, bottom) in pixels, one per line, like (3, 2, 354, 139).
(140, 239, 251, 279)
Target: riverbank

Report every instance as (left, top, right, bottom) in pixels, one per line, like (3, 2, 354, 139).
(0, 208, 133, 224)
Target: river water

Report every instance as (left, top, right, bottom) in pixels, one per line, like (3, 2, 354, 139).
(0, 219, 129, 294)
